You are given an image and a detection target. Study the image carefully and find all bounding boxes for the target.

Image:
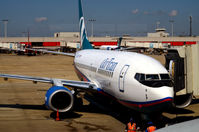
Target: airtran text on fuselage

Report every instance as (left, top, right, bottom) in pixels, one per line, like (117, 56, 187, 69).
(99, 58, 118, 71)
(97, 58, 118, 78)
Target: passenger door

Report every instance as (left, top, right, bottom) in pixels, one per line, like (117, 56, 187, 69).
(119, 65, 129, 92)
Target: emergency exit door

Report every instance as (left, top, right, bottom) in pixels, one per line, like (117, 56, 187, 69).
(119, 65, 129, 92)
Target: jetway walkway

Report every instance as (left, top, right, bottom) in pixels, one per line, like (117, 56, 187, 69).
(177, 43, 199, 95)
(165, 43, 199, 108)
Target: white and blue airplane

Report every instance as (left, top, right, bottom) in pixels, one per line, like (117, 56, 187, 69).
(0, 0, 174, 114)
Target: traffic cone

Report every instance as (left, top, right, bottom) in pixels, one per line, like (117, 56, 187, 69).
(56, 109, 60, 121)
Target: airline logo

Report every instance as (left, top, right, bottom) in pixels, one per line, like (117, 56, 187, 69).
(99, 58, 118, 72)
(78, 0, 93, 49)
(79, 17, 86, 46)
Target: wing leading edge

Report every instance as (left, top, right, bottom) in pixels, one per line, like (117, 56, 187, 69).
(25, 48, 75, 57)
(0, 73, 97, 91)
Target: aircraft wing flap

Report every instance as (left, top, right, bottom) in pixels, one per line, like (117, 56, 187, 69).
(61, 80, 97, 90)
(0, 73, 98, 91)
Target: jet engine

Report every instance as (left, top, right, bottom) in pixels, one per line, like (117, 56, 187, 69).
(173, 93, 193, 108)
(45, 86, 74, 112)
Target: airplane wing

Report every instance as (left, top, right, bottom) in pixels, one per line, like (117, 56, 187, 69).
(0, 73, 97, 91)
(25, 48, 75, 57)
(156, 118, 199, 132)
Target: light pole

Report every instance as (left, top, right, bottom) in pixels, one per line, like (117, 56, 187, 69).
(2, 20, 8, 37)
(169, 20, 174, 37)
(189, 16, 192, 37)
(88, 19, 96, 37)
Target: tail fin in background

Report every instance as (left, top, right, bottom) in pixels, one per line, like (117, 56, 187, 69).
(78, 0, 93, 50)
(117, 37, 123, 49)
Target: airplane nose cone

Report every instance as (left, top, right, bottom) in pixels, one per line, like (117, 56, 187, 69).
(140, 86, 174, 113)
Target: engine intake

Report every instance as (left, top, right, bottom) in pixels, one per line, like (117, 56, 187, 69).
(174, 93, 193, 108)
(45, 86, 74, 112)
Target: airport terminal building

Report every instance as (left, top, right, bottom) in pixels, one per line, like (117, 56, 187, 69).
(0, 32, 199, 50)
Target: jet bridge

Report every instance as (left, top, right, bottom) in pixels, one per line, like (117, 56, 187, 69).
(165, 43, 199, 108)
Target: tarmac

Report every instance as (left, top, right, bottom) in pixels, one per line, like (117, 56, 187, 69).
(0, 54, 199, 132)
(0, 54, 125, 132)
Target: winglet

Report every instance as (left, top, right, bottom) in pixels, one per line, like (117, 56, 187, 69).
(78, 0, 93, 50)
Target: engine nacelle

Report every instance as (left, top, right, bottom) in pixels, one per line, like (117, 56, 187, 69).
(174, 93, 193, 108)
(45, 86, 74, 112)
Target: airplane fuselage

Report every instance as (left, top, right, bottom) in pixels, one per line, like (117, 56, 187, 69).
(74, 49, 174, 113)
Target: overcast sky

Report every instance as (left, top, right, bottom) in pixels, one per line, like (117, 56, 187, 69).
(0, 0, 198, 37)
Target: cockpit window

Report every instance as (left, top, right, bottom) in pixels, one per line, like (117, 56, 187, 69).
(160, 74, 170, 80)
(134, 73, 173, 88)
(146, 74, 159, 80)
(135, 73, 145, 81)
